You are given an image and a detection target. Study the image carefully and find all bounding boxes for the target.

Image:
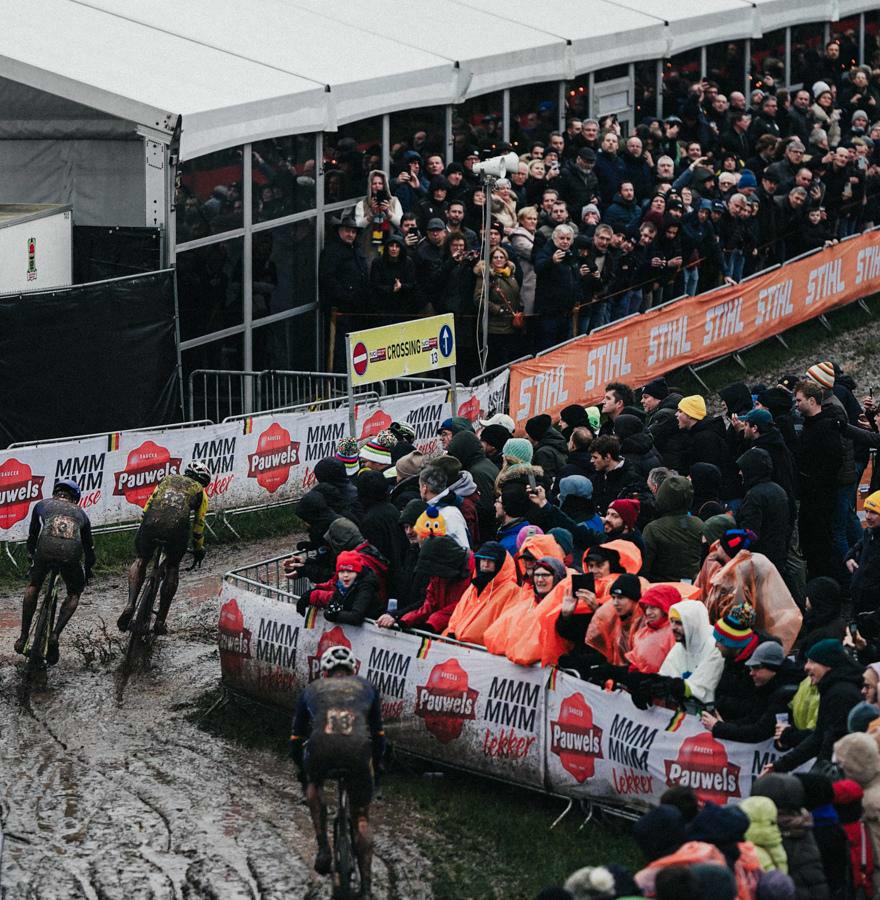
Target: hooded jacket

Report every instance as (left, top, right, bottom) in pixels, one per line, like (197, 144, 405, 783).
(446, 430, 500, 541)
(736, 447, 791, 572)
(752, 427, 797, 503)
(795, 577, 845, 663)
(531, 426, 568, 485)
(642, 476, 704, 582)
(685, 415, 742, 501)
(444, 544, 520, 645)
(659, 600, 725, 705)
(398, 536, 472, 632)
(740, 796, 788, 873)
(585, 596, 644, 666)
(369, 235, 417, 315)
(648, 393, 689, 473)
(689, 462, 725, 520)
(614, 415, 664, 479)
(848, 524, 880, 616)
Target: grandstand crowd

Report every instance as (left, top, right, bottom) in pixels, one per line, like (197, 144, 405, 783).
(286, 356, 880, 900)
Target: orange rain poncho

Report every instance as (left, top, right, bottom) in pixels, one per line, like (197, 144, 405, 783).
(444, 550, 520, 645)
(703, 549, 803, 654)
(533, 539, 645, 668)
(585, 599, 644, 666)
(625, 584, 682, 674)
(483, 534, 566, 657)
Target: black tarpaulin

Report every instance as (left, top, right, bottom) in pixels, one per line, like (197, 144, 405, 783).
(0, 270, 180, 447)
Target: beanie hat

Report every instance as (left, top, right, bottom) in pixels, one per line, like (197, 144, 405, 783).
(480, 424, 513, 451)
(314, 457, 348, 485)
(515, 524, 545, 552)
(738, 169, 758, 189)
(389, 421, 416, 443)
(559, 474, 593, 504)
(806, 361, 835, 389)
(585, 406, 601, 432)
(865, 490, 880, 514)
(500, 482, 532, 518)
(548, 527, 574, 557)
(757, 870, 796, 900)
(582, 203, 601, 217)
(414, 505, 446, 538)
(335, 437, 361, 476)
(394, 450, 426, 479)
(335, 550, 364, 574)
(713, 600, 757, 649)
(678, 395, 707, 421)
(525, 414, 552, 441)
(559, 404, 590, 428)
(642, 378, 669, 400)
(807, 638, 850, 668)
(608, 499, 640, 531)
(399, 498, 427, 527)
(812, 80, 832, 98)
(832, 778, 863, 807)
(720, 527, 756, 558)
(478, 412, 516, 432)
(359, 438, 392, 467)
(847, 701, 880, 733)
(437, 416, 472, 436)
(639, 584, 680, 614)
(609, 573, 641, 600)
(502, 438, 534, 465)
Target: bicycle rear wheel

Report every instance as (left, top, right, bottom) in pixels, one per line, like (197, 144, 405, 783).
(27, 573, 57, 673)
(333, 783, 356, 899)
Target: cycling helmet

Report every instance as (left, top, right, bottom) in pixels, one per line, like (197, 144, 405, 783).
(53, 479, 82, 502)
(320, 645, 357, 675)
(184, 461, 212, 487)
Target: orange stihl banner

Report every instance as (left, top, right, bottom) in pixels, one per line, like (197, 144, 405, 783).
(510, 229, 880, 423)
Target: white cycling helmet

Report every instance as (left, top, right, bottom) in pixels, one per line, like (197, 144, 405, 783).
(320, 645, 357, 674)
(185, 460, 212, 487)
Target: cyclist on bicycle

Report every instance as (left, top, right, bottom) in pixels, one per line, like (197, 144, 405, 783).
(117, 462, 211, 635)
(14, 479, 95, 665)
(291, 645, 384, 899)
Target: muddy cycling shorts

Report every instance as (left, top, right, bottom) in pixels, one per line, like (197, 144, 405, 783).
(135, 521, 189, 567)
(305, 752, 374, 810)
(28, 557, 86, 595)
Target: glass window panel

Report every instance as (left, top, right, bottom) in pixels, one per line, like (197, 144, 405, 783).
(252, 219, 316, 320)
(663, 49, 702, 116)
(707, 40, 745, 96)
(176, 148, 243, 241)
(635, 61, 658, 120)
(867, 12, 880, 68)
(251, 135, 317, 223)
(510, 81, 559, 153)
(564, 76, 590, 122)
(790, 23, 826, 87)
(595, 64, 628, 83)
(390, 106, 446, 160)
(451, 91, 503, 159)
(323, 118, 382, 204)
(252, 311, 317, 372)
(751, 28, 786, 92)
(176, 237, 243, 342)
(182, 334, 245, 420)
(831, 18, 861, 69)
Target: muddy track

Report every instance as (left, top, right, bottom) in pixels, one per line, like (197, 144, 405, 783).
(0, 539, 434, 899)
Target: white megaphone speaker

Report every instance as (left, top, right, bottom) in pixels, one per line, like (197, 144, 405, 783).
(472, 151, 520, 179)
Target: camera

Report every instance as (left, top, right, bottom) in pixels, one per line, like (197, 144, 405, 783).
(372, 189, 390, 203)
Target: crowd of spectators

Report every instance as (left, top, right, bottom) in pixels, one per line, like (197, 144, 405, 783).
(318, 44, 880, 375)
(285, 354, 880, 898)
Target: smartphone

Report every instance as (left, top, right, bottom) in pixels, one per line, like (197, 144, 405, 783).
(571, 573, 595, 595)
(849, 621, 859, 637)
(775, 713, 789, 725)
(527, 471, 537, 493)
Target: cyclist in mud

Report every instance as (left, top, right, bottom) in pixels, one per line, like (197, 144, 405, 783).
(15, 479, 95, 664)
(117, 462, 211, 636)
(291, 645, 385, 899)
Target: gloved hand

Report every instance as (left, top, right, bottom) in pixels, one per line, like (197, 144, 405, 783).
(323, 599, 342, 622)
(193, 546, 206, 566)
(296, 590, 312, 616)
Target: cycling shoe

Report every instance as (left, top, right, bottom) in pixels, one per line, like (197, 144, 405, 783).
(153, 620, 168, 636)
(14, 637, 26, 655)
(314, 842, 332, 875)
(117, 609, 133, 632)
(46, 637, 60, 666)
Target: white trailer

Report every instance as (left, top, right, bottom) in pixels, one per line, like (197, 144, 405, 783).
(0, 204, 73, 295)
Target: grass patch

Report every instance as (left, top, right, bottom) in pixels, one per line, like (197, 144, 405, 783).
(0, 504, 302, 589)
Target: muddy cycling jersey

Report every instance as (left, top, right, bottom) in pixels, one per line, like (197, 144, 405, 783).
(28, 498, 95, 569)
(141, 474, 208, 551)
(291, 677, 385, 793)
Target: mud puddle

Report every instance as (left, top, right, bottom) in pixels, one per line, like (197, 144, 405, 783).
(0, 537, 434, 899)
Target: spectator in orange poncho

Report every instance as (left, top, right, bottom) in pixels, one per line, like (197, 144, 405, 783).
(443, 542, 520, 645)
(483, 534, 566, 656)
(694, 513, 736, 598)
(626, 584, 679, 674)
(585, 573, 645, 672)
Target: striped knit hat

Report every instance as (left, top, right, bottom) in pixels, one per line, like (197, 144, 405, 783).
(335, 437, 360, 476)
(359, 439, 392, 467)
(713, 600, 758, 652)
(806, 361, 835, 390)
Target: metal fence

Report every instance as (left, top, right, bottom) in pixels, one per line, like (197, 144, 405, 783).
(225, 555, 308, 603)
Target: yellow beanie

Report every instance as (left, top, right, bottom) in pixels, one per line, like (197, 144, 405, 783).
(866, 491, 880, 514)
(414, 505, 446, 538)
(678, 395, 707, 421)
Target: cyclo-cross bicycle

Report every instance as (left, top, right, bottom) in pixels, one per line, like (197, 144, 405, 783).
(23, 568, 61, 673)
(327, 771, 360, 900)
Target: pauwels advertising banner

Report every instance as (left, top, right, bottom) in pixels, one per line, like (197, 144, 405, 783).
(219, 578, 794, 808)
(509, 229, 880, 423)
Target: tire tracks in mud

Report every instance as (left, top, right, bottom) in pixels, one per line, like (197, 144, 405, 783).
(0, 541, 435, 900)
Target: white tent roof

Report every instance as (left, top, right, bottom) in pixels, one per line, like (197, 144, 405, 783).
(0, 0, 848, 160)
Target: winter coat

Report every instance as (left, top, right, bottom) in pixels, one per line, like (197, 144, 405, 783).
(603, 192, 642, 233)
(313, 569, 383, 626)
(712, 660, 803, 744)
(686, 415, 742, 501)
(848, 526, 880, 616)
(534, 240, 580, 315)
(618, 431, 664, 481)
(594, 150, 625, 206)
(389, 474, 421, 511)
(358, 497, 408, 595)
(557, 162, 600, 213)
(795, 577, 845, 664)
(398, 536, 472, 632)
(835, 733, 880, 896)
(473, 262, 522, 335)
(659, 599, 725, 706)
(690, 462, 726, 519)
(648, 393, 690, 472)
(740, 796, 789, 873)
(531, 427, 568, 485)
(446, 430, 500, 543)
(319, 233, 370, 313)
(752, 427, 797, 503)
(620, 152, 655, 202)
(496, 518, 531, 556)
(642, 476, 704, 582)
(774, 661, 864, 773)
(508, 226, 537, 315)
(589, 457, 648, 516)
(797, 408, 843, 503)
(368, 243, 417, 316)
(750, 774, 830, 900)
(736, 447, 792, 573)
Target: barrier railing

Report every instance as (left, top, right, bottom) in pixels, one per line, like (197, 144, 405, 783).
(188, 369, 264, 422)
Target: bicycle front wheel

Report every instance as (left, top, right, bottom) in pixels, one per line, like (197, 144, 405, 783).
(125, 573, 158, 669)
(333, 784, 355, 899)
(27, 573, 57, 673)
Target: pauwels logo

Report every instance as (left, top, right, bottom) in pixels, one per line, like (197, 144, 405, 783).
(308, 626, 357, 682)
(550, 692, 604, 783)
(414, 658, 478, 745)
(26, 236, 37, 282)
(0, 458, 45, 530)
(247, 423, 300, 494)
(113, 441, 182, 508)
(664, 731, 742, 805)
(218, 597, 252, 678)
(359, 409, 392, 441)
